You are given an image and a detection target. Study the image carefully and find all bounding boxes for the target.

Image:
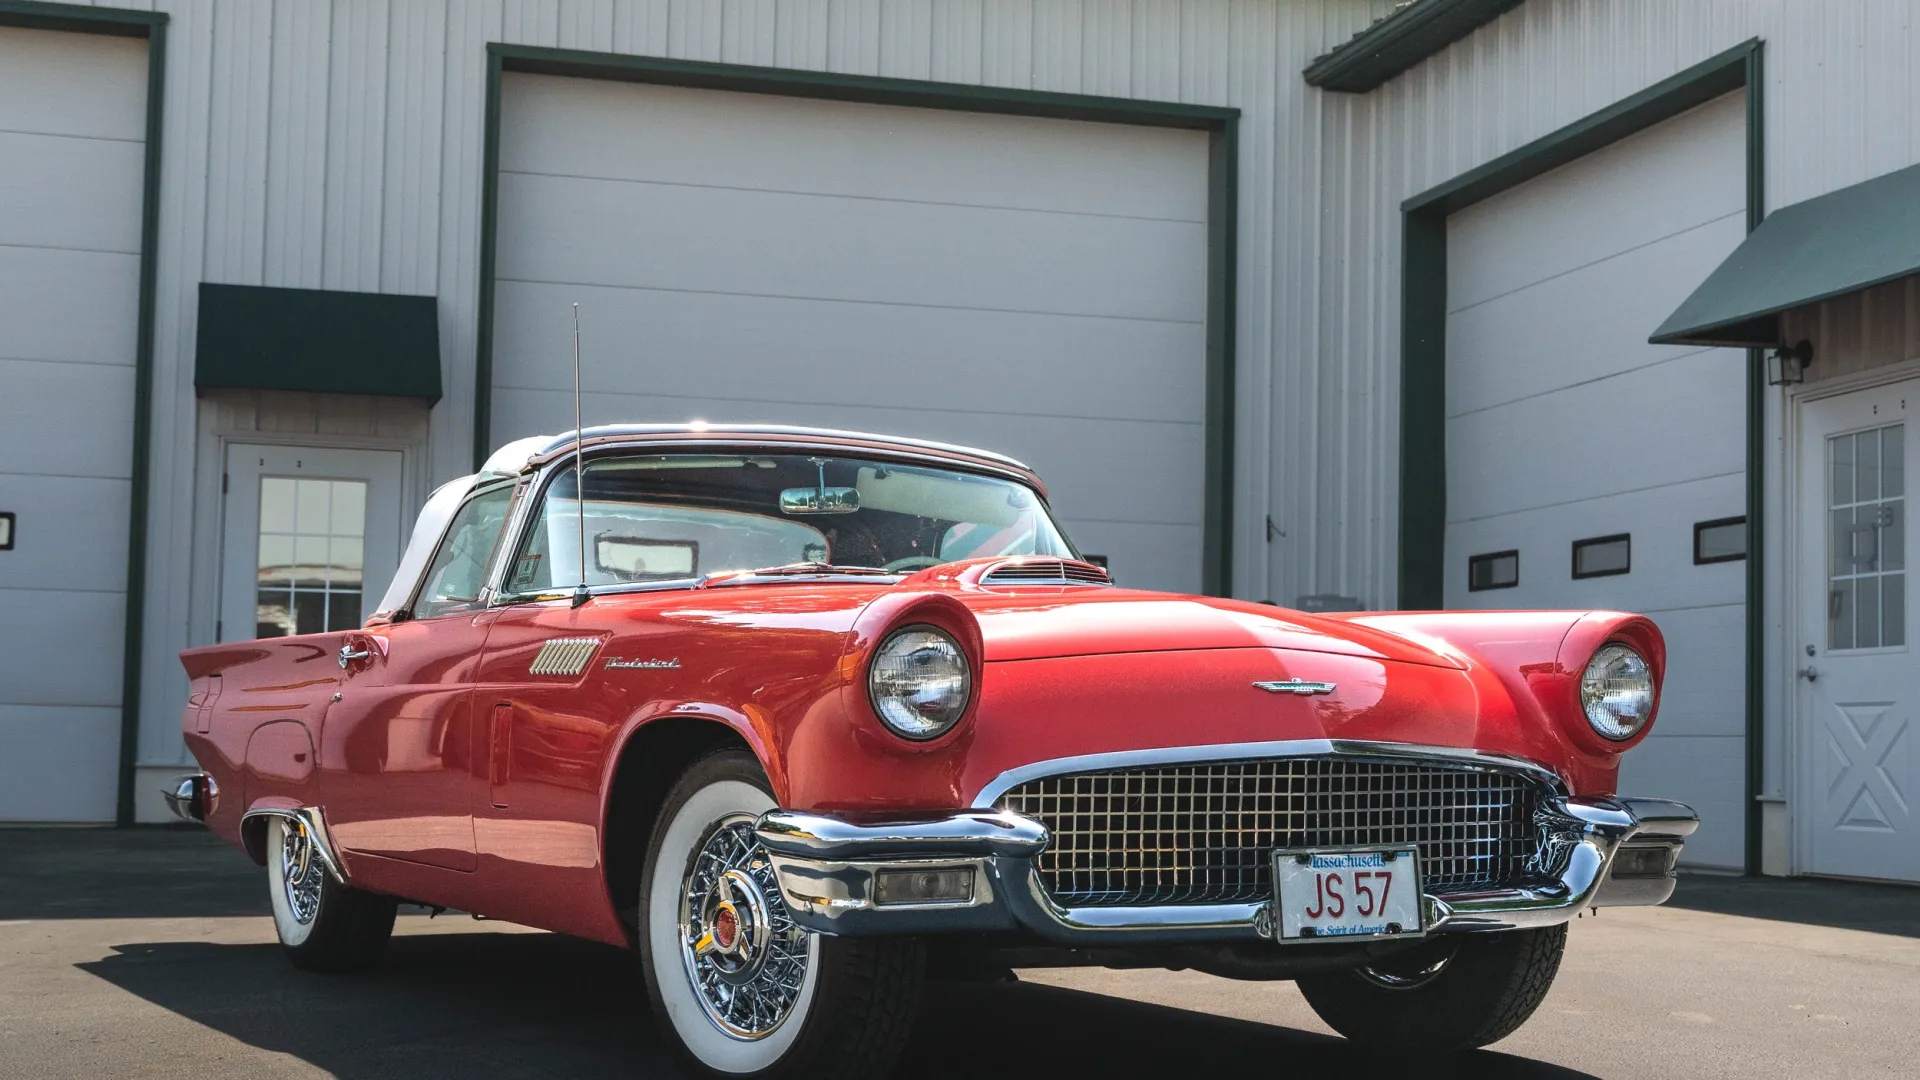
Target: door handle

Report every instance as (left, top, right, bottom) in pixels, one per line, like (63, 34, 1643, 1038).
(338, 643, 372, 668)
(1798, 665, 1820, 683)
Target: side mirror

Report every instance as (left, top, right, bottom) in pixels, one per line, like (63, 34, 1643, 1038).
(780, 486, 860, 515)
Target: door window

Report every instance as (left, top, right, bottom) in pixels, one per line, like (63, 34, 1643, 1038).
(1828, 423, 1906, 649)
(412, 484, 515, 620)
(254, 478, 368, 637)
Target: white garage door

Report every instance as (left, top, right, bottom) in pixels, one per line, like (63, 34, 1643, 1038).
(492, 74, 1210, 593)
(1443, 92, 1748, 868)
(0, 28, 147, 822)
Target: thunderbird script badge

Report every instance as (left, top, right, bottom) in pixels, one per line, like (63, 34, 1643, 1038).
(1253, 679, 1337, 696)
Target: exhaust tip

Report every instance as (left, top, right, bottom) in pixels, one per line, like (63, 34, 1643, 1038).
(162, 773, 217, 824)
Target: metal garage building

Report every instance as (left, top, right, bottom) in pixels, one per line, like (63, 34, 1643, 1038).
(0, 0, 1912, 888)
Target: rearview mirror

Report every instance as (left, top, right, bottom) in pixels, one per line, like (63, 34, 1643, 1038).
(780, 486, 860, 515)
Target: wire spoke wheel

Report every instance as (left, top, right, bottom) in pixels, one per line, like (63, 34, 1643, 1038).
(677, 815, 813, 1040)
(278, 818, 324, 926)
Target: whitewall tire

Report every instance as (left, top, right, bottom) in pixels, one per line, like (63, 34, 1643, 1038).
(265, 815, 397, 972)
(638, 751, 925, 1078)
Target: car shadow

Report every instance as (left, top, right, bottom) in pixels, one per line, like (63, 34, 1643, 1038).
(1666, 872, 1920, 939)
(78, 930, 1597, 1080)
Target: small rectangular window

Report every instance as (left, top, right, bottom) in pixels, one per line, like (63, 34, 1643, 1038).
(1468, 550, 1519, 591)
(1694, 516, 1747, 564)
(1572, 533, 1631, 579)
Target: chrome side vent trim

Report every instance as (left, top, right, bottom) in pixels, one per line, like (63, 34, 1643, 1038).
(529, 637, 601, 676)
(980, 557, 1111, 587)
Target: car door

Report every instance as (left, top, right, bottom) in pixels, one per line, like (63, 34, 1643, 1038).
(320, 481, 517, 873)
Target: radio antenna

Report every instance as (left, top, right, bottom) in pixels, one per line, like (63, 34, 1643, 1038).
(570, 302, 590, 609)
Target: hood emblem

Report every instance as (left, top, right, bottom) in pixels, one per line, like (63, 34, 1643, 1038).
(1254, 679, 1337, 696)
(606, 657, 680, 670)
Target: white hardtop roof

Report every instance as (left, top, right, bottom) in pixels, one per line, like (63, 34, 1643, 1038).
(374, 424, 1034, 619)
(499, 424, 1032, 474)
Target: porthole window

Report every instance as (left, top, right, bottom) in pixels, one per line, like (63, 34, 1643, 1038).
(1693, 516, 1746, 564)
(1572, 534, 1631, 579)
(1468, 550, 1519, 591)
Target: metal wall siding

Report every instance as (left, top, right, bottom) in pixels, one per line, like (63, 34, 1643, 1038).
(111, 0, 1920, 778)
(265, 0, 331, 288)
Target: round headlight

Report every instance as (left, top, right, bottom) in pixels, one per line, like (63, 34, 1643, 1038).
(868, 627, 971, 741)
(1580, 643, 1654, 740)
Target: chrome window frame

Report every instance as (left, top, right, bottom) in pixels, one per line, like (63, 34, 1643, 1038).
(395, 477, 521, 621)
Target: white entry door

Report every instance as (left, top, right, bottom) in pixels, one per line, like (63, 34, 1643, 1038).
(1795, 379, 1917, 882)
(221, 445, 404, 643)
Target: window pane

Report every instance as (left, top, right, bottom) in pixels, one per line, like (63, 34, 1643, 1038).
(260, 478, 297, 533)
(1695, 518, 1746, 562)
(1832, 433, 1855, 507)
(1884, 425, 1905, 497)
(1831, 508, 1855, 577)
(294, 536, 330, 588)
(292, 591, 327, 635)
(413, 484, 515, 619)
(1885, 574, 1907, 648)
(331, 536, 363, 587)
(1862, 428, 1885, 502)
(1830, 580, 1855, 651)
(295, 480, 331, 533)
(255, 590, 293, 638)
(1857, 573, 1881, 649)
(1573, 535, 1630, 578)
(1467, 551, 1518, 591)
(257, 534, 294, 586)
(326, 590, 362, 633)
(330, 481, 366, 537)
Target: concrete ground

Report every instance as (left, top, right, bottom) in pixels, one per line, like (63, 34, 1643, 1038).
(1, 828, 1914, 1079)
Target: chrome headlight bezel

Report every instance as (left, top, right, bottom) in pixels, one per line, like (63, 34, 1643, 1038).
(867, 625, 973, 741)
(1579, 643, 1655, 741)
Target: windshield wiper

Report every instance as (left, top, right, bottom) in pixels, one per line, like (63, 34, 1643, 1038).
(726, 561, 899, 578)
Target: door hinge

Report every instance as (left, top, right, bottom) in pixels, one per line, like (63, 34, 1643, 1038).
(215, 619, 222, 642)
(222, 472, 229, 495)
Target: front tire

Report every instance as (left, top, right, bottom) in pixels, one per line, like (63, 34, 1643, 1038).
(265, 816, 397, 972)
(1296, 925, 1566, 1052)
(638, 750, 925, 1078)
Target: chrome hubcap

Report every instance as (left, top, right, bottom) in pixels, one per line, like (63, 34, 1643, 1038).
(679, 817, 811, 1039)
(279, 819, 323, 925)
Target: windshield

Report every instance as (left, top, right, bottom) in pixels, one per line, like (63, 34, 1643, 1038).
(503, 452, 1073, 594)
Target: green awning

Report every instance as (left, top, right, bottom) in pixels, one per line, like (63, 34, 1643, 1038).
(1652, 162, 1920, 348)
(195, 283, 442, 401)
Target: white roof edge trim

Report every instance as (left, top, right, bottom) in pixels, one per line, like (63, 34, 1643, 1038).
(480, 435, 553, 479)
(373, 474, 479, 618)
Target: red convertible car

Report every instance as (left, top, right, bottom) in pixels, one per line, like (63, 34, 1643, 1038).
(171, 424, 1696, 1077)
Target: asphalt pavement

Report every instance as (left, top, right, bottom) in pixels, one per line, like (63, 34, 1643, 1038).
(1, 827, 1914, 1079)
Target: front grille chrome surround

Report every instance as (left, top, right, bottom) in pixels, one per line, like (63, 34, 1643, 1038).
(995, 756, 1548, 907)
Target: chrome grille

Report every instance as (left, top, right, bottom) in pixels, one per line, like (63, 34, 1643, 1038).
(996, 757, 1545, 906)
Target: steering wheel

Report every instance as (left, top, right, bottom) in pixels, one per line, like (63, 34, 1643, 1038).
(883, 555, 946, 572)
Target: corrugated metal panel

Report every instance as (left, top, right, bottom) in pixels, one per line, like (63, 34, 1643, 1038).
(97, 0, 1920, 779)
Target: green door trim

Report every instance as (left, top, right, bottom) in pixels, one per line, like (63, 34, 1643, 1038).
(0, 1, 169, 827)
(474, 44, 1242, 596)
(1397, 38, 1767, 872)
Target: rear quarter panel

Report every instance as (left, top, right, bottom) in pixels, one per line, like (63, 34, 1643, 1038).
(181, 635, 346, 856)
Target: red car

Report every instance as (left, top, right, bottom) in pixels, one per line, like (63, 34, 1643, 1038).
(171, 424, 1695, 1077)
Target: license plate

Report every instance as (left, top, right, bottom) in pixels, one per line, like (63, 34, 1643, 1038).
(1273, 846, 1422, 942)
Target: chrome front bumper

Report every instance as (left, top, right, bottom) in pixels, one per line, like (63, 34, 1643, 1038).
(754, 795, 1698, 944)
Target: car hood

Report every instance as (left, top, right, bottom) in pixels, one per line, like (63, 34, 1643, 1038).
(955, 588, 1465, 669)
